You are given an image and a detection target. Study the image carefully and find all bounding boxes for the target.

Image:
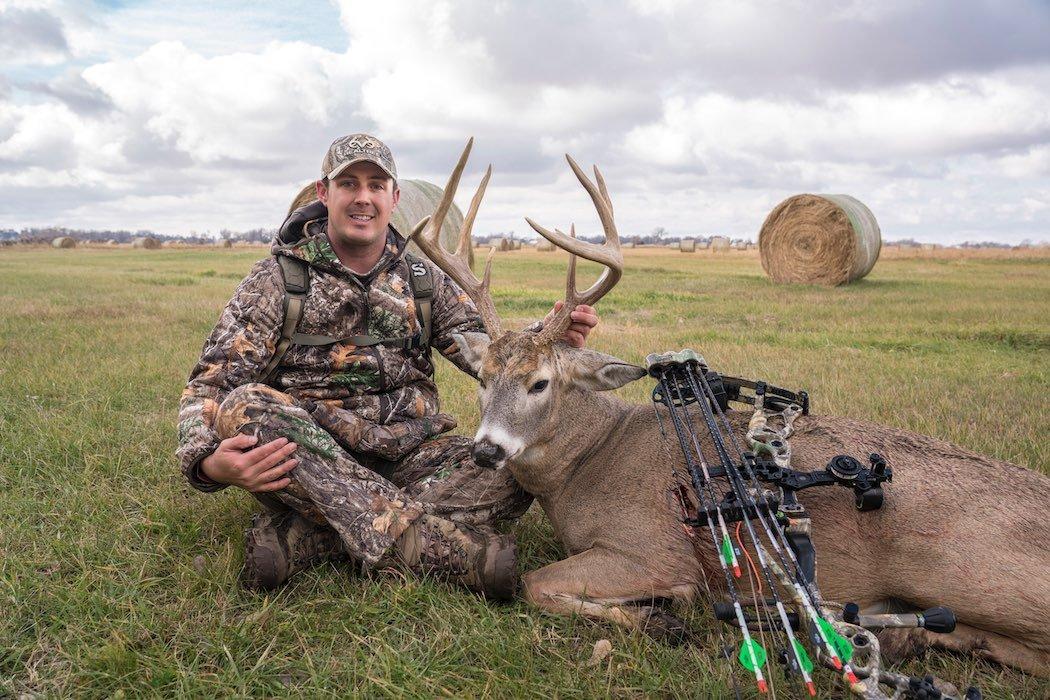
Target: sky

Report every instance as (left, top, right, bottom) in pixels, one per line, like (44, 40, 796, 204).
(1, 0, 1049, 244)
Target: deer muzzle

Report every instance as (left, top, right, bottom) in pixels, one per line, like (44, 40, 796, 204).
(471, 439, 507, 469)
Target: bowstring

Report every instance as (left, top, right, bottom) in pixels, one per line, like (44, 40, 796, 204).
(651, 394, 743, 700)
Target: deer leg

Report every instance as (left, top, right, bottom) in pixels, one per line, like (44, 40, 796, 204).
(523, 548, 696, 644)
(878, 622, 1049, 677)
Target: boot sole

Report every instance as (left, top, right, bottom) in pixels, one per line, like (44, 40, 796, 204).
(483, 538, 519, 601)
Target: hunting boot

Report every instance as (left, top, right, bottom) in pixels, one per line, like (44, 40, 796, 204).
(390, 514, 518, 600)
(242, 511, 346, 591)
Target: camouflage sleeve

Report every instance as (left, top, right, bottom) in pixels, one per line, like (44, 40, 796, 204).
(176, 259, 284, 491)
(425, 260, 487, 376)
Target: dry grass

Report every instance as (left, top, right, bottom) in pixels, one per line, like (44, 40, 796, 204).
(0, 245, 1047, 698)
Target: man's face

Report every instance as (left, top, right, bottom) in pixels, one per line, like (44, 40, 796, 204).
(316, 161, 400, 249)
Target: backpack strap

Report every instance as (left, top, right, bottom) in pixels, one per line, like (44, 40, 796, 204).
(261, 255, 310, 383)
(261, 253, 435, 383)
(405, 252, 434, 347)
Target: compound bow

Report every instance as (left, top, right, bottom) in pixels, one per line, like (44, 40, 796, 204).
(647, 349, 980, 700)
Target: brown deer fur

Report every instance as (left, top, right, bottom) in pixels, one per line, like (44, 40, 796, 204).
(456, 332, 1050, 677)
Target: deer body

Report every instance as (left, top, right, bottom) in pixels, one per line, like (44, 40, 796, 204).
(510, 387, 1050, 675)
(411, 140, 1050, 679)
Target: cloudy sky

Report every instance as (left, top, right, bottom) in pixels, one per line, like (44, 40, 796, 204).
(2, 0, 1049, 244)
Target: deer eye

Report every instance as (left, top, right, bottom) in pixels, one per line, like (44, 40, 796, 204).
(529, 379, 549, 394)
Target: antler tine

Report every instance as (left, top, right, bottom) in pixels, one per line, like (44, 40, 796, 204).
(527, 155, 623, 345)
(562, 224, 579, 302)
(410, 139, 503, 339)
(424, 137, 471, 247)
(457, 164, 491, 260)
(594, 165, 613, 218)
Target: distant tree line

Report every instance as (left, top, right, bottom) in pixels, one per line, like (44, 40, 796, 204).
(0, 226, 1035, 249)
(0, 226, 277, 245)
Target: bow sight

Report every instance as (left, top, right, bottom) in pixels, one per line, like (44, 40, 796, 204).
(646, 349, 980, 700)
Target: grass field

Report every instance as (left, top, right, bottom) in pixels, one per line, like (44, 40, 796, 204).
(1, 245, 1047, 698)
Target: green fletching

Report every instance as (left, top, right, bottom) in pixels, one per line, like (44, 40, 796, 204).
(721, 534, 734, 565)
(738, 638, 767, 671)
(817, 618, 853, 662)
(791, 639, 814, 673)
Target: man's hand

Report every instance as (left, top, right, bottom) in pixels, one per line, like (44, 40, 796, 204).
(544, 301, 599, 348)
(199, 433, 298, 492)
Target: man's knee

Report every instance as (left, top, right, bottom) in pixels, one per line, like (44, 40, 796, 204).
(214, 382, 303, 439)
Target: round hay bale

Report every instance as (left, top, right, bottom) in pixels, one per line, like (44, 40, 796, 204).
(710, 236, 730, 252)
(759, 194, 881, 286)
(216, 239, 233, 248)
(536, 239, 555, 252)
(51, 236, 76, 248)
(288, 179, 464, 259)
(679, 238, 696, 253)
(132, 236, 161, 249)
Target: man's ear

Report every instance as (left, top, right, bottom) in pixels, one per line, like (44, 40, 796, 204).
(452, 332, 491, 376)
(315, 179, 329, 205)
(564, 348, 646, 391)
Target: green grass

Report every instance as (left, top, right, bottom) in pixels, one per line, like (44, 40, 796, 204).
(1, 245, 1047, 698)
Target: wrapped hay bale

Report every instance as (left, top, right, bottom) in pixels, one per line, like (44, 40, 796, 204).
(759, 194, 881, 286)
(679, 238, 696, 253)
(132, 236, 161, 249)
(710, 236, 730, 252)
(52, 237, 76, 248)
(288, 179, 465, 259)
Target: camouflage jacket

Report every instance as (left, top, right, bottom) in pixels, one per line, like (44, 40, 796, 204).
(176, 221, 485, 492)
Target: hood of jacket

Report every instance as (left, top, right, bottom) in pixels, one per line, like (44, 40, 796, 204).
(271, 215, 411, 280)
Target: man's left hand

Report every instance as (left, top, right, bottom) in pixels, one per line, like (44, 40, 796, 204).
(545, 301, 599, 348)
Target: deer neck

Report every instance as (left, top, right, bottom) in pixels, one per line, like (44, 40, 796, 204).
(507, 388, 629, 501)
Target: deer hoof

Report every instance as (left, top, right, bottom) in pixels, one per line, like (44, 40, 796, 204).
(638, 606, 690, 646)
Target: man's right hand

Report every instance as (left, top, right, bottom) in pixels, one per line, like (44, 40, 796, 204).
(199, 433, 298, 492)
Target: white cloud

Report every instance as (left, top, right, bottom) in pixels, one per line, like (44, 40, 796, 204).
(0, 4, 69, 65)
(0, 0, 1048, 244)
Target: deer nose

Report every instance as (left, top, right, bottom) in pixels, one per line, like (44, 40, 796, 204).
(472, 440, 505, 469)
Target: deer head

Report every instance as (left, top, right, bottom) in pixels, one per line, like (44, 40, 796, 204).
(412, 140, 645, 472)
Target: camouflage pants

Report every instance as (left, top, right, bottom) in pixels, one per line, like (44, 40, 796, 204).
(213, 383, 533, 567)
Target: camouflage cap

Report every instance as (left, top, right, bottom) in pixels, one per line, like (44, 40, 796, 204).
(322, 133, 397, 181)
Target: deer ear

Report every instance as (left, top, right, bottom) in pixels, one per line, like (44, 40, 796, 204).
(452, 332, 491, 375)
(566, 348, 647, 391)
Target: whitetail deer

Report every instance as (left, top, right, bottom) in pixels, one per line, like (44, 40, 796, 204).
(410, 141, 1050, 690)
